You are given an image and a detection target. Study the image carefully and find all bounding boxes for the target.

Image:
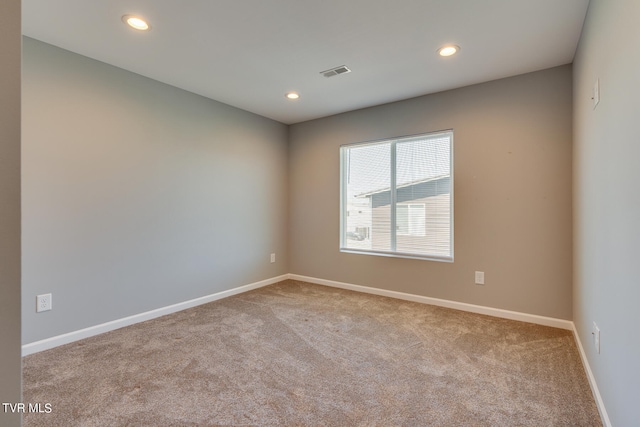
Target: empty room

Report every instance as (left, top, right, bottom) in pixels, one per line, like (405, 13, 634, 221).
(1, 0, 639, 426)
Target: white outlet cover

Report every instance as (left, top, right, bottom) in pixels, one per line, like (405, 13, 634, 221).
(270, 253, 276, 263)
(593, 322, 600, 353)
(593, 78, 600, 109)
(475, 271, 485, 285)
(36, 293, 52, 312)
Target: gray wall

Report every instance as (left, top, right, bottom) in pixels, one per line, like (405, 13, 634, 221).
(0, 1, 22, 426)
(289, 65, 574, 320)
(573, 0, 640, 425)
(16, 7, 640, 422)
(22, 38, 289, 344)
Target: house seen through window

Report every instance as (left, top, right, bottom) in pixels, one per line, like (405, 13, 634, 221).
(340, 130, 453, 261)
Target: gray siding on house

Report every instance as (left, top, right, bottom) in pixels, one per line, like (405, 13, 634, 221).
(370, 177, 451, 256)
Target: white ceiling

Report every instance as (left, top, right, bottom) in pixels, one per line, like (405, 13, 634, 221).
(22, 0, 590, 125)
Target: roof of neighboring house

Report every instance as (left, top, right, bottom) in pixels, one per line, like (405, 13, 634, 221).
(356, 174, 450, 198)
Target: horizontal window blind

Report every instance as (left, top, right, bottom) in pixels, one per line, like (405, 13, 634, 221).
(340, 130, 453, 261)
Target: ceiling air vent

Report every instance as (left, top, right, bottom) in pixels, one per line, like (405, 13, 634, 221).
(320, 65, 351, 78)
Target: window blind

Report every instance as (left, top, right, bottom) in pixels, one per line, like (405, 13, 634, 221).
(340, 130, 453, 261)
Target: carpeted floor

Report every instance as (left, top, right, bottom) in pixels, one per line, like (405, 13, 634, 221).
(23, 280, 602, 426)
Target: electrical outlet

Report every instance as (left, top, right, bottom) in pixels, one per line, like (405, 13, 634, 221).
(36, 293, 52, 313)
(593, 322, 600, 353)
(593, 78, 600, 109)
(474, 271, 485, 285)
(270, 253, 276, 263)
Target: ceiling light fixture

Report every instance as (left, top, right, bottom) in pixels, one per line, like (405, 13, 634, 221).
(285, 92, 300, 100)
(122, 15, 150, 31)
(438, 45, 460, 57)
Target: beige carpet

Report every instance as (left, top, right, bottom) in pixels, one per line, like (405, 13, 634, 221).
(23, 280, 601, 426)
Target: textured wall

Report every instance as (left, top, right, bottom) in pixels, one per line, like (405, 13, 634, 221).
(289, 65, 573, 320)
(573, 0, 640, 425)
(22, 38, 289, 344)
(0, 0, 22, 425)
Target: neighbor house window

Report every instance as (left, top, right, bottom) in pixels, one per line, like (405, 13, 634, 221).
(340, 130, 453, 261)
(397, 203, 426, 236)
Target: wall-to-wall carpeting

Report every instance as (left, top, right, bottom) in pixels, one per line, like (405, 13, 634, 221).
(23, 280, 600, 426)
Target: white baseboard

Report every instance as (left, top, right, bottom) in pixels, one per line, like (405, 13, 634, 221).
(289, 274, 613, 424)
(22, 274, 289, 356)
(22, 273, 572, 356)
(572, 325, 612, 427)
(23, 272, 609, 425)
(287, 274, 574, 330)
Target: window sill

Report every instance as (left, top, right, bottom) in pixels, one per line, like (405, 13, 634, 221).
(339, 248, 453, 263)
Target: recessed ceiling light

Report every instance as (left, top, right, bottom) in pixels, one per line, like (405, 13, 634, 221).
(122, 15, 150, 31)
(285, 92, 300, 100)
(438, 45, 460, 57)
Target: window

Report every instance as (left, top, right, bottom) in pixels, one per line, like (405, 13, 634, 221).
(397, 204, 426, 236)
(340, 130, 453, 261)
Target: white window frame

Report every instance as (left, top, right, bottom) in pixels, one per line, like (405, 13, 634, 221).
(339, 130, 454, 262)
